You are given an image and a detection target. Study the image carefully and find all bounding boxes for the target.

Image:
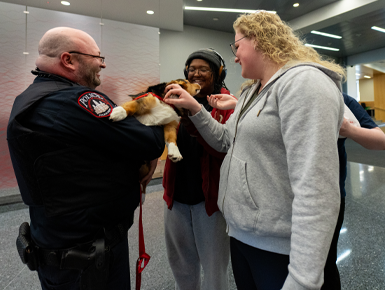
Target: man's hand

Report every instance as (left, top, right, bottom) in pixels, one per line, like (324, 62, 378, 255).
(207, 94, 237, 110)
(140, 159, 158, 193)
(164, 84, 202, 115)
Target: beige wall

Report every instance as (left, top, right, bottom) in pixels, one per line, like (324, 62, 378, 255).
(359, 78, 374, 102)
(373, 74, 385, 121)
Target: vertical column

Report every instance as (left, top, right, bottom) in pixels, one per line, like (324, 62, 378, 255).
(373, 74, 385, 121)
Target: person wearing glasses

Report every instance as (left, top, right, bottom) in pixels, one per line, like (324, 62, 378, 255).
(163, 11, 345, 290)
(7, 27, 164, 290)
(162, 48, 235, 290)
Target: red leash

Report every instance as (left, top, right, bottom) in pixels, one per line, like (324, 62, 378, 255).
(135, 188, 150, 290)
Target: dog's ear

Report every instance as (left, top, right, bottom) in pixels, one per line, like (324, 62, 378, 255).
(148, 82, 167, 96)
(177, 81, 188, 90)
(167, 80, 177, 86)
(175, 79, 187, 84)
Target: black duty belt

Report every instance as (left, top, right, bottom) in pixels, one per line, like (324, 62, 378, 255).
(38, 222, 128, 269)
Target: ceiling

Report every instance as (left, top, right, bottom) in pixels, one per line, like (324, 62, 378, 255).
(1, 0, 183, 31)
(183, 0, 339, 33)
(3, 0, 385, 79)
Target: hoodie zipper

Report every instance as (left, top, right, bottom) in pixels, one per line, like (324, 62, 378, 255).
(221, 83, 266, 233)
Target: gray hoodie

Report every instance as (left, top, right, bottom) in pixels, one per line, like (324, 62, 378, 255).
(189, 62, 344, 290)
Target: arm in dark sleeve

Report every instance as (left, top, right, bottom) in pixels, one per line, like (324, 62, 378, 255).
(59, 92, 165, 160)
(343, 93, 385, 150)
(344, 93, 377, 129)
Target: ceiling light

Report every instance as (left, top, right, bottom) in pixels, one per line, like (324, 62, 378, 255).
(293, 3, 299, 7)
(61, 1, 70, 5)
(305, 44, 339, 51)
(147, 10, 154, 14)
(311, 30, 342, 39)
(184, 6, 276, 14)
(371, 26, 385, 33)
(197, 0, 203, 1)
(364, 75, 371, 78)
(213, 18, 218, 21)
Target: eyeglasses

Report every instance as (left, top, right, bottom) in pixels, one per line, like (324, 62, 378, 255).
(68, 51, 105, 63)
(187, 67, 212, 75)
(229, 36, 247, 56)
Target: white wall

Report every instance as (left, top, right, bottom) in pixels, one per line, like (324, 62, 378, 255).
(359, 78, 375, 102)
(347, 66, 358, 100)
(160, 25, 245, 96)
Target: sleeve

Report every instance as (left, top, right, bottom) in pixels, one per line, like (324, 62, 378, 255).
(181, 92, 235, 158)
(279, 69, 343, 290)
(188, 106, 234, 153)
(344, 94, 378, 129)
(61, 90, 165, 161)
(189, 89, 244, 153)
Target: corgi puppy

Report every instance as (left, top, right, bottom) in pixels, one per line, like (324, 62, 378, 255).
(110, 79, 200, 192)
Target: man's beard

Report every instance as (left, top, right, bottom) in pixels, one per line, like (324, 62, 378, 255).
(77, 58, 101, 89)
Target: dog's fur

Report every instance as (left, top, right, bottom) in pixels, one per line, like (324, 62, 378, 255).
(109, 79, 200, 192)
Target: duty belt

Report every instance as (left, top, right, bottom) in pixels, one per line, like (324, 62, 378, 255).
(16, 221, 129, 271)
(41, 222, 128, 269)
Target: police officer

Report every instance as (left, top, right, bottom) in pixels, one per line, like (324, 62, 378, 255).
(7, 27, 165, 290)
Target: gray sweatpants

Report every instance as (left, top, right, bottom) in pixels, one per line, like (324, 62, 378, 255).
(164, 201, 230, 290)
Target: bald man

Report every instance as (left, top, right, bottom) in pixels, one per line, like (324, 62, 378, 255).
(8, 27, 165, 290)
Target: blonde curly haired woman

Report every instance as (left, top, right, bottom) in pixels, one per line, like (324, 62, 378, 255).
(164, 11, 345, 290)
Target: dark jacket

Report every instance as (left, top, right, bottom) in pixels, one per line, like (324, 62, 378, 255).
(7, 71, 165, 248)
(163, 88, 234, 216)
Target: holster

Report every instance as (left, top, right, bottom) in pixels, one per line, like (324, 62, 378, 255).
(16, 222, 38, 271)
(61, 238, 111, 290)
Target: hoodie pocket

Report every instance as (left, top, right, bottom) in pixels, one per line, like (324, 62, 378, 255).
(223, 155, 260, 232)
(218, 154, 231, 212)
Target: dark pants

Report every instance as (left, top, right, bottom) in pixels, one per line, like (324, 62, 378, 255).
(322, 197, 345, 290)
(37, 236, 130, 290)
(230, 237, 290, 290)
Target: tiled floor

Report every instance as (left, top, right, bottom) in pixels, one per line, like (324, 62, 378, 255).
(1, 162, 385, 289)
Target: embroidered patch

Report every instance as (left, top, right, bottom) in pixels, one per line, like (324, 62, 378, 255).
(78, 92, 113, 118)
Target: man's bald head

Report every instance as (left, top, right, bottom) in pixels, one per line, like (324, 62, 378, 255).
(35, 27, 98, 73)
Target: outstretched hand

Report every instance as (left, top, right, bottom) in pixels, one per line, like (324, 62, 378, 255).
(207, 94, 238, 110)
(339, 118, 355, 138)
(163, 84, 202, 115)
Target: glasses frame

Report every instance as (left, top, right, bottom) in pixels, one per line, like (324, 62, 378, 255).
(187, 67, 212, 75)
(68, 51, 105, 63)
(229, 36, 247, 56)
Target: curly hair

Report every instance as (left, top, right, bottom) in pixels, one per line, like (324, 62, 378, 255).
(233, 11, 346, 78)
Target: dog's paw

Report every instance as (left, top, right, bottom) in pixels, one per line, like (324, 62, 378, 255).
(167, 142, 183, 162)
(109, 106, 127, 122)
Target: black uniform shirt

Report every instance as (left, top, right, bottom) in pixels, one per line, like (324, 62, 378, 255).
(8, 73, 165, 248)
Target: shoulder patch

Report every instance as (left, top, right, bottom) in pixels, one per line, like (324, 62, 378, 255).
(78, 92, 113, 118)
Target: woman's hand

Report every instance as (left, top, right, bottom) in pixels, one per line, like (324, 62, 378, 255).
(208, 94, 238, 110)
(164, 84, 202, 115)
